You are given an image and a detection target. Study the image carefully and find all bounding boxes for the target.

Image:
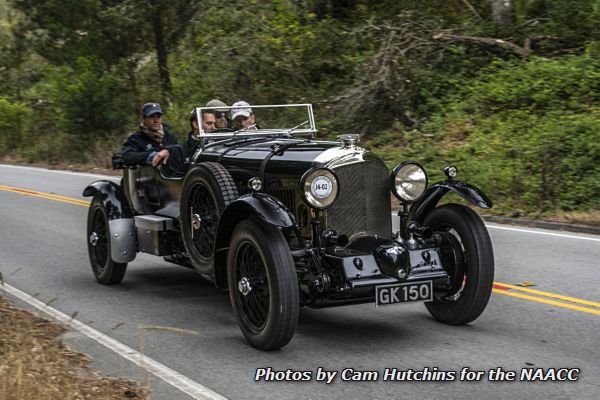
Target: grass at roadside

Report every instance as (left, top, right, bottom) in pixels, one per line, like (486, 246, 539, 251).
(0, 295, 149, 400)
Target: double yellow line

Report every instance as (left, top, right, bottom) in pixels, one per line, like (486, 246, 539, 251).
(0, 184, 90, 207)
(1, 182, 599, 316)
(493, 282, 600, 316)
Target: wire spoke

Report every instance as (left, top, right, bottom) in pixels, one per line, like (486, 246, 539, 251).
(235, 242, 270, 330)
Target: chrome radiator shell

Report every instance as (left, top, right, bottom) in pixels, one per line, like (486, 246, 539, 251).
(313, 147, 392, 240)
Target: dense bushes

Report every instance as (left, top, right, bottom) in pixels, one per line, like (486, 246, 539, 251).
(381, 53, 600, 214)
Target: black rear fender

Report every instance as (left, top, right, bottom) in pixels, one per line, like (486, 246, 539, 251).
(83, 180, 133, 220)
(84, 180, 136, 263)
(409, 180, 492, 225)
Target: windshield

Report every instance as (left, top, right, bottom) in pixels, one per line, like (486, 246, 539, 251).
(195, 103, 317, 139)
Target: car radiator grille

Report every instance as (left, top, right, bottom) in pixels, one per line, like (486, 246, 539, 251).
(238, 183, 296, 213)
(266, 187, 296, 212)
(325, 160, 392, 240)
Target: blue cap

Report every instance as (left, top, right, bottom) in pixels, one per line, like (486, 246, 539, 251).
(142, 102, 162, 117)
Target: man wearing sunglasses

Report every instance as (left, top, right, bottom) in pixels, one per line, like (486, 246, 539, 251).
(205, 99, 229, 129)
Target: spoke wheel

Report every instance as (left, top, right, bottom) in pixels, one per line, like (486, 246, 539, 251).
(436, 228, 467, 301)
(181, 163, 238, 271)
(423, 203, 494, 325)
(228, 220, 299, 350)
(189, 182, 218, 259)
(234, 241, 270, 331)
(86, 197, 127, 284)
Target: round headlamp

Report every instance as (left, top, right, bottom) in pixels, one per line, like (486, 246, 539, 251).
(301, 168, 339, 210)
(391, 162, 428, 202)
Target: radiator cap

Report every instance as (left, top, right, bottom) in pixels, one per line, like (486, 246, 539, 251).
(338, 134, 359, 148)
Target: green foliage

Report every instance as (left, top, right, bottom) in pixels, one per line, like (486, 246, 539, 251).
(0, 97, 31, 154)
(518, 0, 600, 48)
(388, 54, 600, 214)
(54, 58, 133, 159)
(171, 0, 361, 112)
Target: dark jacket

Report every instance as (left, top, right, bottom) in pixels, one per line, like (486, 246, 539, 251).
(121, 124, 179, 166)
(187, 131, 199, 150)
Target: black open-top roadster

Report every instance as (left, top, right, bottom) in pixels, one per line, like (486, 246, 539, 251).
(83, 104, 494, 350)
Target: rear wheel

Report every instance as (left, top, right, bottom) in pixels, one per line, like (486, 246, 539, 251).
(423, 203, 494, 324)
(228, 220, 299, 350)
(86, 197, 127, 284)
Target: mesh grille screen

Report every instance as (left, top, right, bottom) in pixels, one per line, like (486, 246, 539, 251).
(326, 160, 391, 240)
(237, 183, 296, 213)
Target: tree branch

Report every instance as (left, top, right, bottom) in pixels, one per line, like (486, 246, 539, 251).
(460, 0, 483, 22)
(433, 33, 530, 57)
(515, 17, 551, 30)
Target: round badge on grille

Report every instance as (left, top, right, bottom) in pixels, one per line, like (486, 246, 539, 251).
(301, 168, 339, 210)
(311, 176, 333, 199)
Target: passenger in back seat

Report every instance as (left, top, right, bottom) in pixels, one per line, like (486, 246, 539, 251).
(121, 103, 187, 177)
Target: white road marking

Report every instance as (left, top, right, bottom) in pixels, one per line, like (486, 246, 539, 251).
(0, 164, 120, 181)
(1, 283, 228, 400)
(485, 223, 600, 242)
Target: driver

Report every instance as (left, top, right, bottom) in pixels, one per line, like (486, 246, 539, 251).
(121, 102, 186, 176)
(183, 107, 232, 166)
(187, 108, 218, 149)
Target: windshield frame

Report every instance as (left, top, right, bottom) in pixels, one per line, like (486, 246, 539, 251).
(194, 103, 318, 140)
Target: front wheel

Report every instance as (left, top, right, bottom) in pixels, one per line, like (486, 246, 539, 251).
(227, 220, 299, 350)
(423, 203, 494, 325)
(86, 197, 127, 285)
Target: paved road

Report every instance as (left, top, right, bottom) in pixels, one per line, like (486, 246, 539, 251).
(1, 164, 599, 400)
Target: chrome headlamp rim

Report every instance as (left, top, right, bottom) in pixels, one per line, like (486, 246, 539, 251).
(300, 168, 340, 210)
(390, 161, 428, 203)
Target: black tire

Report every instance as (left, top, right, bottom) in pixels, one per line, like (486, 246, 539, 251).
(423, 203, 494, 325)
(227, 219, 299, 350)
(180, 162, 239, 270)
(86, 197, 127, 285)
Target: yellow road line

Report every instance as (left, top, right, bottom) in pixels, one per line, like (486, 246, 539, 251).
(0, 184, 89, 207)
(495, 281, 600, 309)
(40, 191, 91, 203)
(492, 288, 600, 316)
(22, 191, 89, 207)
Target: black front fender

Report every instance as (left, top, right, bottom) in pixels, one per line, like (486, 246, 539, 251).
(218, 193, 295, 234)
(409, 180, 492, 224)
(213, 193, 295, 288)
(83, 180, 132, 220)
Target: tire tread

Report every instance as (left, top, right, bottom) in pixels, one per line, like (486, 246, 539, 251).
(424, 203, 494, 325)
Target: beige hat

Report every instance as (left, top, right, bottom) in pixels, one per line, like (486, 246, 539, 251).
(205, 99, 228, 112)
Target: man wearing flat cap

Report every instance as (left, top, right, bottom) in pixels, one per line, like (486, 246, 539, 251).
(121, 102, 186, 176)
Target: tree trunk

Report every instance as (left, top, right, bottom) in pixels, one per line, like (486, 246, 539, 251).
(490, 0, 516, 32)
(152, 13, 172, 106)
(126, 58, 140, 115)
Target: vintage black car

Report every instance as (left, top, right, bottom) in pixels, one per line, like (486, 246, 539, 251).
(83, 104, 494, 350)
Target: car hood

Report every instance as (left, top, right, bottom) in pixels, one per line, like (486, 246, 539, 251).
(196, 138, 378, 176)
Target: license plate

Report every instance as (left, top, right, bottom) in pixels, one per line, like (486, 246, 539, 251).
(375, 281, 433, 307)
